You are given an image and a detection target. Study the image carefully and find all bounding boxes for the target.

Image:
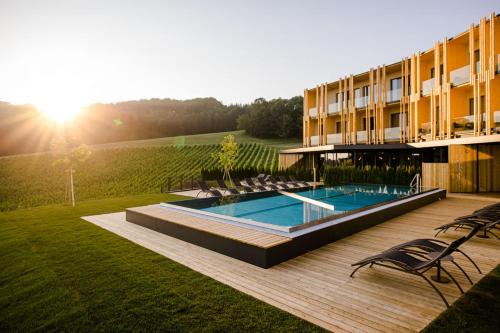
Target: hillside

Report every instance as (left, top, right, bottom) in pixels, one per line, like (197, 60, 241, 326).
(0, 132, 301, 211)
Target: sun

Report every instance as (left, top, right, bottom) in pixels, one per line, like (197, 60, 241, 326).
(36, 99, 83, 123)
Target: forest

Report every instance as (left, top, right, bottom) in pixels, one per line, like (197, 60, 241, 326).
(0, 96, 303, 156)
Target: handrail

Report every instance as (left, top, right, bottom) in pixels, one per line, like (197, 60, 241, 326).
(410, 173, 421, 189)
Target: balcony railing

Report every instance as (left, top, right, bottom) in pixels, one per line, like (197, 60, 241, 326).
(475, 61, 480, 74)
(384, 127, 400, 141)
(327, 133, 341, 144)
(309, 107, 318, 118)
(422, 78, 435, 96)
(355, 96, 368, 108)
(386, 89, 402, 103)
(310, 135, 319, 146)
(450, 65, 470, 86)
(328, 103, 340, 115)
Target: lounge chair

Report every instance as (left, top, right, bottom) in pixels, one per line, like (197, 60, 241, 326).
(435, 217, 499, 239)
(288, 175, 310, 187)
(350, 231, 479, 307)
(268, 176, 291, 189)
(197, 180, 223, 198)
(278, 176, 300, 188)
(216, 179, 240, 195)
(233, 178, 255, 193)
(257, 177, 280, 190)
(244, 178, 267, 191)
(387, 226, 483, 280)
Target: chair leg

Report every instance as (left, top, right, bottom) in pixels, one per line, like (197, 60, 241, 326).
(350, 263, 370, 277)
(450, 260, 473, 285)
(419, 273, 450, 308)
(440, 266, 464, 294)
(457, 250, 482, 274)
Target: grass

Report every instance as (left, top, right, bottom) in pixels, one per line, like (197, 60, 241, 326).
(422, 264, 500, 333)
(0, 194, 324, 332)
(90, 130, 302, 150)
(0, 142, 281, 211)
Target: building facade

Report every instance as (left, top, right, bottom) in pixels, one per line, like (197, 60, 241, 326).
(280, 13, 500, 192)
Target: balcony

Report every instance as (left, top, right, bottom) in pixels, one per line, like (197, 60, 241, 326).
(422, 78, 435, 96)
(452, 115, 474, 132)
(328, 103, 340, 115)
(384, 127, 400, 141)
(386, 89, 402, 103)
(327, 133, 341, 144)
(450, 65, 470, 86)
(309, 107, 318, 118)
(310, 135, 319, 146)
(355, 130, 374, 143)
(355, 96, 368, 109)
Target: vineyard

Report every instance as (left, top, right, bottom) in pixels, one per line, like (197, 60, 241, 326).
(0, 143, 279, 211)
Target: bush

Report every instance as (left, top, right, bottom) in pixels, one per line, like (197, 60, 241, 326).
(201, 166, 313, 181)
(322, 164, 419, 186)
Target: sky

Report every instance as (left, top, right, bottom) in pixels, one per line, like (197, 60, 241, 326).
(0, 0, 498, 109)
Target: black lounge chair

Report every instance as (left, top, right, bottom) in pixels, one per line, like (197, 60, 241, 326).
(268, 176, 290, 189)
(350, 227, 481, 307)
(216, 179, 240, 195)
(245, 178, 267, 191)
(288, 176, 310, 187)
(233, 178, 255, 193)
(435, 217, 499, 239)
(257, 177, 280, 190)
(387, 226, 483, 280)
(197, 180, 223, 198)
(278, 176, 300, 188)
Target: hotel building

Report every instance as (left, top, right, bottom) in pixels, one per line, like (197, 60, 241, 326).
(280, 13, 500, 192)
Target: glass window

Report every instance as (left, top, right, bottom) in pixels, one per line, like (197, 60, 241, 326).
(390, 77, 402, 91)
(335, 121, 341, 133)
(390, 113, 400, 128)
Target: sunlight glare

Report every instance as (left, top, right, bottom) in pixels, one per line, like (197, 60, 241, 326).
(36, 95, 84, 123)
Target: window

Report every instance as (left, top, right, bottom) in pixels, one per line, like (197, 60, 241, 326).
(362, 85, 369, 97)
(469, 98, 474, 115)
(362, 118, 366, 131)
(390, 113, 400, 128)
(481, 95, 485, 113)
(373, 83, 378, 102)
(390, 77, 402, 91)
(354, 88, 361, 99)
(336, 92, 340, 103)
(335, 121, 341, 133)
(430, 67, 435, 78)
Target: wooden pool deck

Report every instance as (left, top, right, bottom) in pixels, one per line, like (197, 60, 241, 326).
(83, 196, 500, 332)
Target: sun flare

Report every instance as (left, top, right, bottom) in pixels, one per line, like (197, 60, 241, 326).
(36, 98, 83, 123)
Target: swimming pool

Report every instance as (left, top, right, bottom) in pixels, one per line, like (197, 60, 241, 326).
(165, 184, 419, 232)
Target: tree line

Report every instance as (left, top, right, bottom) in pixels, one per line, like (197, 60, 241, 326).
(0, 96, 303, 156)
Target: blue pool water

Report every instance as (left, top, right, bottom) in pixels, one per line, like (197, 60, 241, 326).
(173, 184, 417, 228)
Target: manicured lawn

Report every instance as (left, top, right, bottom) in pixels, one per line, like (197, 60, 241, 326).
(0, 194, 324, 332)
(423, 265, 500, 333)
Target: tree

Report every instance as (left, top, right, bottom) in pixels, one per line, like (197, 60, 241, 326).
(52, 137, 91, 207)
(213, 134, 239, 185)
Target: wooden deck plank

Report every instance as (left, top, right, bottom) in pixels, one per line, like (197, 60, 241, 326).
(84, 196, 500, 332)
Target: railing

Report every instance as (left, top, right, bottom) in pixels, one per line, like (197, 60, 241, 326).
(450, 64, 470, 86)
(328, 103, 339, 115)
(422, 78, 435, 96)
(309, 107, 318, 118)
(310, 135, 319, 146)
(386, 88, 402, 103)
(452, 115, 474, 132)
(384, 127, 400, 141)
(161, 176, 198, 193)
(420, 122, 431, 135)
(356, 131, 367, 142)
(355, 96, 368, 108)
(410, 173, 421, 190)
(475, 61, 480, 74)
(327, 133, 341, 144)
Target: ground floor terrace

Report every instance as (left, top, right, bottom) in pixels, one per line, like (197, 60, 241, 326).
(279, 135, 500, 193)
(85, 194, 500, 332)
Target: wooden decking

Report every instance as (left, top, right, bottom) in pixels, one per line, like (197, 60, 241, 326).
(127, 205, 290, 248)
(84, 196, 500, 332)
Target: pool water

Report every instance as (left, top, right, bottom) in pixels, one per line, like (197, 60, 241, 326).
(173, 184, 417, 227)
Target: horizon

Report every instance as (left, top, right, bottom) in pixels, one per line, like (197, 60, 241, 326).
(0, 0, 498, 110)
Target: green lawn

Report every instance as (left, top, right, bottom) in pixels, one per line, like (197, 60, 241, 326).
(90, 130, 302, 150)
(0, 194, 323, 332)
(422, 264, 500, 333)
